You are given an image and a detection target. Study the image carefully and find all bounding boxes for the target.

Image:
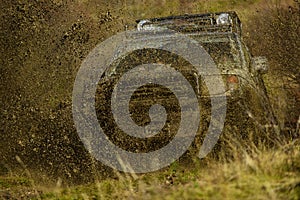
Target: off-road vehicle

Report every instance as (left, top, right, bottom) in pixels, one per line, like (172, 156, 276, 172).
(95, 11, 277, 154)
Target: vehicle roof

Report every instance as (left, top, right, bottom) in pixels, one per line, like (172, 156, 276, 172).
(136, 11, 239, 23)
(136, 11, 242, 35)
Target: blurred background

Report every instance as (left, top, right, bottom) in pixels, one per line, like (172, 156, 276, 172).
(0, 0, 299, 185)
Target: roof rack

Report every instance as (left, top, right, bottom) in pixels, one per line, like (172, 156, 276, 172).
(136, 11, 241, 35)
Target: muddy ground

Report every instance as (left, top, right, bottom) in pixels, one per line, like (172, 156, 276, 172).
(0, 0, 129, 183)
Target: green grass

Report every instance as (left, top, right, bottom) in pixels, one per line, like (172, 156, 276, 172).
(0, 177, 31, 188)
(2, 141, 299, 199)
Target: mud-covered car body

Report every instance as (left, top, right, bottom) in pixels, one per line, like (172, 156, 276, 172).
(96, 12, 277, 153)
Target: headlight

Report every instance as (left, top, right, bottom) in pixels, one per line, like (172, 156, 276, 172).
(137, 20, 154, 31)
(217, 13, 230, 25)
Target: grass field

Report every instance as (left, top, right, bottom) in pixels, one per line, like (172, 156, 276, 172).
(1, 140, 299, 199)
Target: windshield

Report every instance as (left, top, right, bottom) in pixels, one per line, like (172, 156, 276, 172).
(190, 34, 243, 70)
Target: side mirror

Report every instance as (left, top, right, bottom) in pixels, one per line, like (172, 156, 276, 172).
(252, 56, 269, 74)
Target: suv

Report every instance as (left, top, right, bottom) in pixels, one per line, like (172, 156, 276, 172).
(96, 12, 277, 154)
